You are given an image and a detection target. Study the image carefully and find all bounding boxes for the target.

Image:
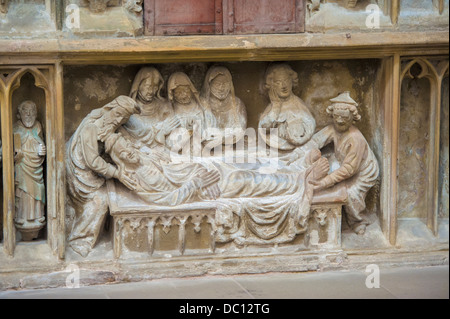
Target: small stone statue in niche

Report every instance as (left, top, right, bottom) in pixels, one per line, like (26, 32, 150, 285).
(289, 92, 379, 235)
(87, 0, 111, 14)
(0, 0, 8, 14)
(13, 101, 46, 241)
(166, 72, 214, 152)
(66, 96, 140, 257)
(259, 64, 316, 151)
(121, 67, 180, 149)
(201, 66, 247, 147)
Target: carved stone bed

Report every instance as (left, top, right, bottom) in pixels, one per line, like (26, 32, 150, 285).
(107, 180, 347, 258)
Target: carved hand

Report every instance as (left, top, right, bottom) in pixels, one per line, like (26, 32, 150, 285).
(163, 117, 181, 135)
(117, 169, 138, 191)
(306, 149, 322, 165)
(14, 149, 24, 163)
(38, 144, 46, 157)
(310, 177, 332, 191)
(148, 149, 171, 163)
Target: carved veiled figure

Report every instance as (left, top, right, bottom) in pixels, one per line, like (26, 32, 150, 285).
(13, 101, 46, 241)
(166, 72, 213, 152)
(201, 66, 247, 146)
(66, 96, 141, 257)
(121, 67, 178, 149)
(259, 64, 316, 151)
(301, 92, 379, 234)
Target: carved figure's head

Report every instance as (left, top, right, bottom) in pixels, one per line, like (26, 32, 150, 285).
(98, 96, 141, 141)
(87, 0, 111, 14)
(168, 72, 198, 105)
(203, 66, 234, 102)
(265, 64, 299, 101)
(105, 133, 141, 166)
(327, 92, 361, 133)
(18, 101, 38, 128)
(131, 67, 165, 104)
(313, 209, 328, 227)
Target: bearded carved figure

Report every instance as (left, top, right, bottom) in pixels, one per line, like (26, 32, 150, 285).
(13, 101, 47, 241)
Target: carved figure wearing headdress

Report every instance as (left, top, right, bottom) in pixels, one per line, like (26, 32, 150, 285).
(201, 66, 247, 146)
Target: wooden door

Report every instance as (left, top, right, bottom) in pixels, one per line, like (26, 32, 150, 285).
(144, 0, 223, 35)
(223, 0, 305, 34)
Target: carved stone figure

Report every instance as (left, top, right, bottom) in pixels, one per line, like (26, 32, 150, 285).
(259, 64, 316, 151)
(121, 67, 179, 149)
(291, 92, 379, 235)
(106, 132, 221, 204)
(87, 0, 111, 13)
(166, 72, 213, 152)
(13, 101, 46, 241)
(201, 66, 247, 146)
(0, 0, 8, 14)
(66, 95, 141, 257)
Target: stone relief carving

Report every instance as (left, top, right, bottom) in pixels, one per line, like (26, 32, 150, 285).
(0, 0, 8, 14)
(166, 72, 214, 152)
(286, 92, 379, 235)
(66, 95, 141, 257)
(66, 66, 379, 257)
(259, 64, 316, 151)
(201, 66, 248, 147)
(105, 132, 221, 204)
(120, 67, 179, 150)
(13, 101, 46, 241)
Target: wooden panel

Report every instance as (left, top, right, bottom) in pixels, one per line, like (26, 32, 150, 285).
(226, 0, 305, 34)
(145, 0, 223, 35)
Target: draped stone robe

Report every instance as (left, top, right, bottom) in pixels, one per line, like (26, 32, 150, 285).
(13, 120, 46, 223)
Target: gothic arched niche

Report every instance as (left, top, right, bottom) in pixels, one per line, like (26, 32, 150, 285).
(398, 62, 431, 219)
(11, 72, 48, 242)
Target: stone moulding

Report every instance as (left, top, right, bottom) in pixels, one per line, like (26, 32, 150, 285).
(0, 31, 448, 64)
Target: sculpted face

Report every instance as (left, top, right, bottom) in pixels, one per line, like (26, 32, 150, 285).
(104, 106, 131, 128)
(19, 103, 37, 128)
(210, 74, 231, 101)
(271, 71, 293, 100)
(173, 85, 193, 105)
(332, 106, 353, 132)
(138, 77, 159, 103)
(118, 140, 140, 164)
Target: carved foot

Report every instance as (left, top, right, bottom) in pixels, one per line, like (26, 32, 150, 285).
(69, 241, 91, 258)
(353, 223, 366, 235)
